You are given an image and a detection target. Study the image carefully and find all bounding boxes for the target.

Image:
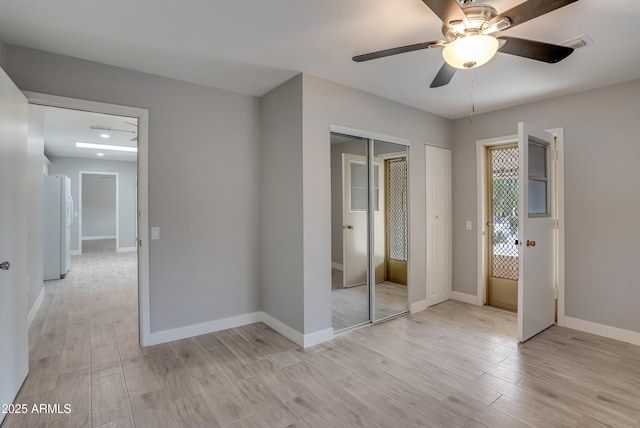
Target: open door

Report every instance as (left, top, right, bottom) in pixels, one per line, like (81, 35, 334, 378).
(517, 122, 556, 342)
(0, 68, 29, 424)
(342, 153, 384, 287)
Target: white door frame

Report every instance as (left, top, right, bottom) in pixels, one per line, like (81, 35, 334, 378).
(23, 91, 152, 346)
(79, 171, 119, 252)
(476, 128, 565, 325)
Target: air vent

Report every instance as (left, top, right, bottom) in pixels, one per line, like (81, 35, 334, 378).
(562, 34, 593, 50)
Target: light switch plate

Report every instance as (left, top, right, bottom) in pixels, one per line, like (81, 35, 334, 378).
(151, 227, 160, 240)
(466, 221, 472, 231)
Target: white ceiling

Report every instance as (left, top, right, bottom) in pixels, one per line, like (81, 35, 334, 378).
(2, 0, 639, 118)
(43, 106, 138, 162)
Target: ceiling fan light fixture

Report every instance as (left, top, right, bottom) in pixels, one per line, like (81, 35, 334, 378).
(442, 34, 499, 69)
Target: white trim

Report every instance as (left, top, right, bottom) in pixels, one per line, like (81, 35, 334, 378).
(303, 328, 334, 348)
(79, 171, 119, 255)
(476, 134, 518, 307)
(451, 291, 480, 306)
(564, 317, 640, 347)
(331, 262, 343, 271)
(147, 311, 334, 348)
(70, 250, 81, 256)
(330, 124, 410, 146)
(23, 92, 151, 347)
(547, 127, 566, 326)
(410, 299, 428, 313)
(117, 246, 137, 253)
(148, 312, 262, 346)
(259, 312, 304, 346)
(82, 235, 116, 241)
(28, 288, 45, 327)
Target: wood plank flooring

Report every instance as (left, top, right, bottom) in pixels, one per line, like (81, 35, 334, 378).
(4, 242, 640, 427)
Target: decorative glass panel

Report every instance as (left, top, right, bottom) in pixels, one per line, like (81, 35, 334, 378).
(490, 146, 519, 280)
(388, 158, 408, 261)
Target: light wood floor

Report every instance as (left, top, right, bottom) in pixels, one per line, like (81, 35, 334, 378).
(5, 245, 640, 427)
(331, 269, 408, 331)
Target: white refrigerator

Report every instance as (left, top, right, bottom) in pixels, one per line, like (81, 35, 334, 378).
(44, 175, 73, 280)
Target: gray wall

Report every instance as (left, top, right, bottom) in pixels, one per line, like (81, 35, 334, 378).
(81, 174, 116, 238)
(5, 45, 262, 333)
(259, 75, 304, 333)
(451, 79, 640, 333)
(302, 74, 452, 333)
(47, 156, 137, 250)
(26, 104, 45, 312)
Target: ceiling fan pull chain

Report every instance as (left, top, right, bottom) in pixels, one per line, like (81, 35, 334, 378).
(469, 68, 475, 126)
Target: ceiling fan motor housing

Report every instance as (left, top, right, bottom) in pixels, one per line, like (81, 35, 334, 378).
(443, 3, 498, 40)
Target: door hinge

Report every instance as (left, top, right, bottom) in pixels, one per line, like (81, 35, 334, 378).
(139, 239, 142, 247)
(553, 219, 559, 229)
(554, 287, 558, 299)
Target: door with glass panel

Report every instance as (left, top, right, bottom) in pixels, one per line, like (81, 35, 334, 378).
(517, 122, 556, 342)
(487, 144, 519, 312)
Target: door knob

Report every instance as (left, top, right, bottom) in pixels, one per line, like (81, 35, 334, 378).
(0, 261, 10, 270)
(343, 225, 353, 230)
(526, 240, 536, 247)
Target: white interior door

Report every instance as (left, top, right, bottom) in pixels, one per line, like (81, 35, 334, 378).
(342, 153, 384, 287)
(0, 68, 29, 424)
(517, 122, 556, 342)
(425, 145, 452, 306)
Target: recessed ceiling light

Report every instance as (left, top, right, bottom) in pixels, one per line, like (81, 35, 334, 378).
(100, 133, 110, 139)
(96, 153, 105, 157)
(76, 142, 137, 152)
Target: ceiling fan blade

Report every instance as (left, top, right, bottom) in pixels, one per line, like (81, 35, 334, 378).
(496, 0, 579, 30)
(430, 62, 457, 88)
(498, 36, 574, 63)
(421, 0, 469, 26)
(353, 41, 444, 62)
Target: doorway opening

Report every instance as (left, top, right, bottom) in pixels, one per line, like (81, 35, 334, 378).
(27, 92, 151, 346)
(486, 144, 519, 312)
(476, 125, 566, 342)
(330, 130, 409, 332)
(80, 171, 119, 254)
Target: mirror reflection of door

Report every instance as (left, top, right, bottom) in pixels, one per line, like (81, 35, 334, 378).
(331, 134, 370, 331)
(342, 154, 384, 287)
(487, 144, 519, 312)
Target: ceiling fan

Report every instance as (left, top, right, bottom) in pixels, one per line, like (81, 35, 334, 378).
(90, 121, 138, 142)
(352, 0, 579, 88)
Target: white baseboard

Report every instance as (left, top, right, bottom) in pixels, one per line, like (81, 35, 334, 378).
(70, 250, 81, 256)
(28, 287, 45, 326)
(82, 235, 117, 241)
(451, 291, 481, 306)
(117, 246, 137, 253)
(259, 312, 304, 346)
(331, 262, 343, 271)
(563, 316, 640, 347)
(410, 299, 428, 313)
(302, 328, 334, 348)
(147, 311, 334, 349)
(148, 312, 262, 346)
